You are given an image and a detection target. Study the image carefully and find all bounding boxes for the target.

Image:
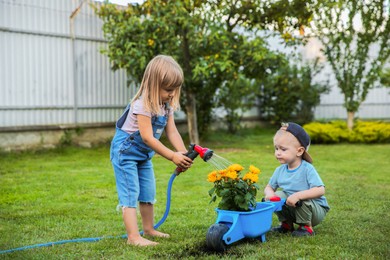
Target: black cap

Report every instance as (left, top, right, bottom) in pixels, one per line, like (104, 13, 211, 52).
(284, 122, 313, 163)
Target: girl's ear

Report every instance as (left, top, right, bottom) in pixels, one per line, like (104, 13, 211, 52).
(297, 147, 305, 157)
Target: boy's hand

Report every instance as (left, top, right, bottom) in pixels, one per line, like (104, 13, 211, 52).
(264, 184, 277, 201)
(286, 193, 301, 207)
(264, 195, 276, 201)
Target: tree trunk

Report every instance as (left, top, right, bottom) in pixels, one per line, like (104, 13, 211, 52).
(347, 111, 355, 130)
(185, 92, 199, 145)
(181, 29, 200, 145)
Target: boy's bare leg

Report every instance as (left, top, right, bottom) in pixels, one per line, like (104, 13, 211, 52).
(122, 207, 158, 246)
(139, 203, 170, 238)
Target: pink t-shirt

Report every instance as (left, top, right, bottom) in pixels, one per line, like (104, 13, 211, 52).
(121, 99, 173, 134)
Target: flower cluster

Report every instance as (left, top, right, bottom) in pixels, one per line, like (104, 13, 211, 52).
(207, 164, 261, 211)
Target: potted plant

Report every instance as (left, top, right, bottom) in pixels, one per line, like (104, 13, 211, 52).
(207, 164, 261, 211)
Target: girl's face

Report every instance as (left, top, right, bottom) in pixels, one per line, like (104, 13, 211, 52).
(273, 132, 303, 169)
(159, 86, 177, 104)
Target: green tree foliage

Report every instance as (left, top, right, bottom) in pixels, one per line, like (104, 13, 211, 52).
(214, 76, 257, 134)
(258, 57, 329, 124)
(95, 0, 317, 140)
(380, 67, 390, 87)
(308, 0, 390, 129)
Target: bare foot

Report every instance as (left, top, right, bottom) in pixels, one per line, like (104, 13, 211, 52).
(127, 236, 158, 246)
(143, 230, 170, 238)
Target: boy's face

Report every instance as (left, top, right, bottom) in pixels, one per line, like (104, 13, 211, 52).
(273, 131, 304, 165)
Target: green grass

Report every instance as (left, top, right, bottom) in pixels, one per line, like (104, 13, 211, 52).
(1, 127, 389, 259)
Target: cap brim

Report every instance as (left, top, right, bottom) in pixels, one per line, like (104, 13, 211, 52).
(303, 151, 313, 164)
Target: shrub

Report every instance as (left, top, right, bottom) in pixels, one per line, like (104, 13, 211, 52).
(257, 57, 329, 125)
(351, 121, 390, 143)
(304, 120, 390, 144)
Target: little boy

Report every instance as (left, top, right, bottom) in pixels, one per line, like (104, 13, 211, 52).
(264, 122, 330, 236)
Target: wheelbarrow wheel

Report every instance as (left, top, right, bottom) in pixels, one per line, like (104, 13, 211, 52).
(206, 223, 229, 252)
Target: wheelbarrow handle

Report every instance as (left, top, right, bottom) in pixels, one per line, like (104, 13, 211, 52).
(261, 197, 302, 207)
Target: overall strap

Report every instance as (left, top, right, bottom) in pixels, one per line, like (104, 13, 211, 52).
(151, 102, 170, 123)
(116, 103, 131, 128)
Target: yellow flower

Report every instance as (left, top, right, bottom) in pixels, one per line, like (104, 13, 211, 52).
(228, 164, 244, 172)
(219, 169, 227, 177)
(249, 165, 261, 175)
(250, 174, 259, 183)
(243, 173, 259, 183)
(207, 171, 218, 182)
(147, 39, 155, 47)
(226, 170, 238, 180)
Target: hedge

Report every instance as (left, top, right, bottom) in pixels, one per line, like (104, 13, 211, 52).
(303, 120, 390, 144)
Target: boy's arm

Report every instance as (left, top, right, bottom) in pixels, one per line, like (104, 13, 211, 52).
(286, 186, 325, 207)
(264, 184, 277, 201)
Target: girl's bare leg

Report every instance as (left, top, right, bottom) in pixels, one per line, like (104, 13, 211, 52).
(122, 207, 158, 246)
(139, 203, 170, 238)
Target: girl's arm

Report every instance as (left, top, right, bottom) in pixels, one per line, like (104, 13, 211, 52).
(165, 114, 187, 153)
(137, 114, 192, 169)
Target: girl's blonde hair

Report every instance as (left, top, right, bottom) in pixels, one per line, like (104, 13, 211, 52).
(131, 55, 183, 115)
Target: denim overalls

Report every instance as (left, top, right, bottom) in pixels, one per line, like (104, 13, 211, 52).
(110, 103, 169, 208)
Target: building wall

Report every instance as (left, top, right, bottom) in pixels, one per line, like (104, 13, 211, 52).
(0, 0, 133, 129)
(0, 0, 389, 151)
(314, 87, 390, 120)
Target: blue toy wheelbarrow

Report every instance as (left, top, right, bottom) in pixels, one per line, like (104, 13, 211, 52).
(206, 198, 286, 252)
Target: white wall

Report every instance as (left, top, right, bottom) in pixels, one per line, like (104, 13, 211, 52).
(0, 0, 132, 129)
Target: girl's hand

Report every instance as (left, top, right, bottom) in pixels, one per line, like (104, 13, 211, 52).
(172, 152, 193, 171)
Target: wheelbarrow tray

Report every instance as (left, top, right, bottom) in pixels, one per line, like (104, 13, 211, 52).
(215, 201, 277, 244)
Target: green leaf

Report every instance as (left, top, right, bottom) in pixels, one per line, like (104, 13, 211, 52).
(208, 187, 215, 197)
(209, 194, 217, 204)
(245, 192, 253, 201)
(220, 188, 231, 197)
(235, 181, 245, 190)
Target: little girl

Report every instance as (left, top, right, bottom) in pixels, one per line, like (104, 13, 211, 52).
(110, 55, 193, 246)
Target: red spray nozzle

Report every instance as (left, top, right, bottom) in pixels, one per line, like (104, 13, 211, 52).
(173, 144, 214, 175)
(194, 145, 214, 162)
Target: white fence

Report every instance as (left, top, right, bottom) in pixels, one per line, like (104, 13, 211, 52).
(1, 0, 389, 132)
(302, 38, 390, 120)
(0, 0, 133, 129)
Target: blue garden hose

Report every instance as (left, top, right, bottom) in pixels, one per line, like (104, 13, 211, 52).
(0, 173, 177, 255)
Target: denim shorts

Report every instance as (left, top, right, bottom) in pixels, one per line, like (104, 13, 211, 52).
(110, 128, 156, 208)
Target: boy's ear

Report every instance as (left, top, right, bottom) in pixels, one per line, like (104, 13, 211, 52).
(297, 147, 305, 157)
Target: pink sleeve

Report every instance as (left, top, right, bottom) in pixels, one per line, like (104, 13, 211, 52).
(132, 99, 151, 117)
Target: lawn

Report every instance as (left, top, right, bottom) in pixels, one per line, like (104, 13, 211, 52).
(1, 127, 389, 259)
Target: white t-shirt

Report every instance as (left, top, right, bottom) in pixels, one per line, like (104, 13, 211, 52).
(121, 99, 173, 134)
